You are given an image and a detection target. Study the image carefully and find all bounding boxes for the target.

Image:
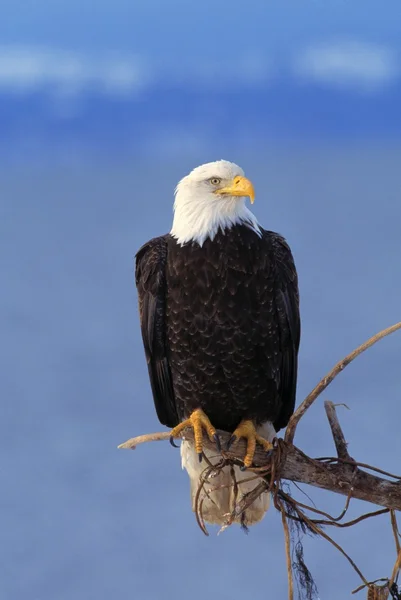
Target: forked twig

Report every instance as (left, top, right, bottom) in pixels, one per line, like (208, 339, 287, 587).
(324, 401, 352, 461)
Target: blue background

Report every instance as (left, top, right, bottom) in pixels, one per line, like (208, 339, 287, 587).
(2, 1, 401, 598)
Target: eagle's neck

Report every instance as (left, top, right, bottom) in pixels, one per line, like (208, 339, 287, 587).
(170, 195, 261, 247)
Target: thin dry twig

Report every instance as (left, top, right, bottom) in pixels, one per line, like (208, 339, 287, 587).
(324, 400, 352, 460)
(315, 457, 401, 481)
(280, 502, 294, 600)
(352, 579, 389, 596)
(284, 321, 401, 444)
(229, 480, 270, 525)
(387, 513, 401, 596)
(279, 488, 390, 530)
(391, 511, 401, 554)
(118, 431, 170, 449)
(311, 508, 389, 529)
(194, 469, 210, 536)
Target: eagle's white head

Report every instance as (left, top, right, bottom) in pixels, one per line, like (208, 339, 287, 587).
(170, 160, 261, 246)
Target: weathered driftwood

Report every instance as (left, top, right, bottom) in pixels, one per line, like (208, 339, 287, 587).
(119, 403, 401, 511)
(120, 323, 401, 514)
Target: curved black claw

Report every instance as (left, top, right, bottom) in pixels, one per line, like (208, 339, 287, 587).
(226, 435, 237, 451)
(198, 452, 203, 463)
(213, 433, 221, 453)
(169, 436, 180, 448)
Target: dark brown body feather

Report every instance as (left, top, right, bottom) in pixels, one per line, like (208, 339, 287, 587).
(135, 225, 300, 433)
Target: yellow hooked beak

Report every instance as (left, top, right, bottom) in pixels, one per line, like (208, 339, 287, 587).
(215, 176, 255, 204)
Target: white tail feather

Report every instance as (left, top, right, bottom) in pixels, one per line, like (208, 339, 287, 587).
(180, 421, 276, 527)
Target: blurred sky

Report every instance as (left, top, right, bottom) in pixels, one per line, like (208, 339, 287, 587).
(3, 0, 401, 56)
(1, 1, 401, 599)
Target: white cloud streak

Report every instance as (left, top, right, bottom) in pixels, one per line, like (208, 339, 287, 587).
(294, 41, 399, 91)
(0, 46, 148, 95)
(0, 42, 399, 98)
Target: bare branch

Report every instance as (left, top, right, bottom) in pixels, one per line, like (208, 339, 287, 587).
(285, 321, 401, 444)
(324, 400, 352, 461)
(119, 427, 401, 511)
(118, 431, 170, 449)
(119, 323, 401, 514)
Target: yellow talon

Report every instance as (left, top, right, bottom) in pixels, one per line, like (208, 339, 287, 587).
(228, 420, 273, 468)
(170, 409, 219, 459)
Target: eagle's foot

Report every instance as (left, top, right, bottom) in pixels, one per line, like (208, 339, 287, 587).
(169, 409, 219, 462)
(227, 420, 273, 469)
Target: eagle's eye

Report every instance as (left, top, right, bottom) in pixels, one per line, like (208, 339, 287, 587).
(209, 177, 221, 186)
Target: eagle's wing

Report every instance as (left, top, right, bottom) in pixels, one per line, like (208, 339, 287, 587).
(267, 231, 301, 431)
(135, 235, 178, 427)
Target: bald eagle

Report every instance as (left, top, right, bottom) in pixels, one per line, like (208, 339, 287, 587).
(135, 160, 300, 526)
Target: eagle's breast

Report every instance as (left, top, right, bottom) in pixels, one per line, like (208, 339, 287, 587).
(165, 225, 281, 431)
